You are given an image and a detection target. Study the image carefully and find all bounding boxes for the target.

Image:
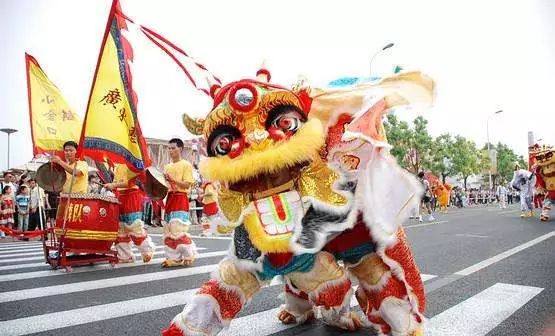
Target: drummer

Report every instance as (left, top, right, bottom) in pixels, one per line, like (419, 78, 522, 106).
(161, 138, 198, 267)
(51, 141, 89, 194)
(103, 164, 155, 263)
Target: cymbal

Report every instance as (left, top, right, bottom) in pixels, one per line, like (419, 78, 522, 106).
(36, 162, 66, 193)
(145, 166, 168, 200)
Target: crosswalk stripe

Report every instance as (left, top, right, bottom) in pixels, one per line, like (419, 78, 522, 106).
(0, 242, 43, 248)
(0, 274, 434, 336)
(0, 246, 208, 264)
(427, 283, 543, 335)
(0, 288, 198, 336)
(0, 250, 228, 282)
(0, 262, 219, 303)
(0, 244, 44, 252)
(190, 235, 233, 240)
(0, 245, 207, 258)
(455, 231, 555, 276)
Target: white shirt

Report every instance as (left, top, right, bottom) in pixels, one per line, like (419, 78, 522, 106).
(30, 186, 46, 209)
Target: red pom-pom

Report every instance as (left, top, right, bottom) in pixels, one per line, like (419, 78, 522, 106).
(296, 89, 312, 114)
(161, 322, 185, 336)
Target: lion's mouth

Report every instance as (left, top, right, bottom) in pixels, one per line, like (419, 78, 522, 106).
(229, 161, 309, 199)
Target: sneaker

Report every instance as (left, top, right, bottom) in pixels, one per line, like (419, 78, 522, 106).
(428, 215, 435, 221)
(418, 216, 423, 222)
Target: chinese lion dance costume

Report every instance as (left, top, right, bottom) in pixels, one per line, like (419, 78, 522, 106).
(163, 67, 434, 336)
(532, 145, 555, 221)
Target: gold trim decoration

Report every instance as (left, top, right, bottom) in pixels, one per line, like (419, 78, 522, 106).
(54, 229, 118, 241)
(203, 85, 305, 136)
(297, 156, 347, 207)
(182, 113, 206, 136)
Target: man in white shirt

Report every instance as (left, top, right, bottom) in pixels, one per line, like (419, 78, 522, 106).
(28, 178, 49, 230)
(496, 183, 508, 209)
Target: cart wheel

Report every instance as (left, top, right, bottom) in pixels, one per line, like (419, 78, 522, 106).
(65, 266, 73, 273)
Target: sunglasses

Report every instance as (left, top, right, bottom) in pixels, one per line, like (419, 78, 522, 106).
(535, 152, 553, 161)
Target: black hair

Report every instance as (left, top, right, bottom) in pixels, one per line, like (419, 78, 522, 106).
(28, 178, 36, 183)
(169, 138, 184, 148)
(2, 185, 11, 195)
(17, 185, 28, 194)
(417, 171, 425, 178)
(63, 141, 78, 149)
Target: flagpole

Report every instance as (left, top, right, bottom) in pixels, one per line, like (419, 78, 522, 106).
(78, 0, 119, 158)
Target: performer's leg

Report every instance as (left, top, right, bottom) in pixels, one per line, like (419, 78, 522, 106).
(348, 229, 425, 336)
(162, 258, 261, 336)
(519, 193, 527, 217)
(177, 237, 198, 266)
(115, 226, 134, 263)
(277, 282, 314, 325)
(162, 218, 195, 267)
(126, 221, 155, 263)
(540, 198, 552, 222)
(525, 196, 534, 216)
(287, 252, 361, 331)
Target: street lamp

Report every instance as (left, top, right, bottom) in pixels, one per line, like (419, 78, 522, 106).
(0, 128, 18, 170)
(486, 110, 503, 191)
(369, 43, 395, 77)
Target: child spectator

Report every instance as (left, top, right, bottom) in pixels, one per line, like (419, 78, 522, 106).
(16, 185, 31, 232)
(0, 185, 15, 236)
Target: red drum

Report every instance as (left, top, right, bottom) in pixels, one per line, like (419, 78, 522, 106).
(55, 193, 120, 251)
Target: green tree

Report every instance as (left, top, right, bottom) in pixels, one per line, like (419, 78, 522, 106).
(494, 142, 528, 185)
(383, 113, 410, 168)
(384, 114, 433, 173)
(429, 133, 455, 183)
(451, 136, 489, 188)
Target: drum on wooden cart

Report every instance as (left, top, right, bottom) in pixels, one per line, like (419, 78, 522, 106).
(43, 193, 120, 271)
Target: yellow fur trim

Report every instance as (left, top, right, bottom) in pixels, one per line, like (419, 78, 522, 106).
(243, 212, 292, 253)
(200, 118, 325, 183)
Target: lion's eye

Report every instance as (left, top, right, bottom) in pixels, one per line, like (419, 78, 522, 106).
(207, 126, 241, 157)
(274, 114, 302, 132)
(266, 105, 305, 135)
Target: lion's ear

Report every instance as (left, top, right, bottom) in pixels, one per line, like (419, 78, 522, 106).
(182, 113, 205, 136)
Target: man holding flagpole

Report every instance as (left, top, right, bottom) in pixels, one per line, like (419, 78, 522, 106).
(104, 163, 154, 263)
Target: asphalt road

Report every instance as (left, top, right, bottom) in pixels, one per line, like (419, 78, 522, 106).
(0, 204, 553, 336)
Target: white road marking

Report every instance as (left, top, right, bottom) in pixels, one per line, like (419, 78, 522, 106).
(0, 242, 43, 248)
(190, 235, 233, 240)
(454, 234, 489, 238)
(0, 245, 200, 258)
(0, 247, 207, 264)
(455, 231, 555, 276)
(427, 283, 543, 336)
(405, 220, 448, 229)
(0, 263, 218, 303)
(0, 244, 44, 252)
(0, 250, 228, 282)
(0, 274, 434, 335)
(0, 288, 199, 336)
(420, 274, 437, 282)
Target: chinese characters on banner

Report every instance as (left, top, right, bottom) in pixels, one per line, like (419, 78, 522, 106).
(26, 53, 82, 157)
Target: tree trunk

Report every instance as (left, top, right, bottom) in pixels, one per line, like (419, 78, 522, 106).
(441, 173, 447, 184)
(463, 175, 468, 190)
